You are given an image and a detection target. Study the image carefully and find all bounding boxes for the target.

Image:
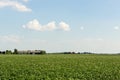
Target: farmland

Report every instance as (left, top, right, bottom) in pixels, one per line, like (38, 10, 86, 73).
(0, 54, 120, 80)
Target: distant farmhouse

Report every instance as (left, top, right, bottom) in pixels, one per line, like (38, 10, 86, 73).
(18, 50, 46, 55)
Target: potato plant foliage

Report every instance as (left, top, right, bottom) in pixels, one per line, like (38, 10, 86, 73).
(0, 54, 120, 80)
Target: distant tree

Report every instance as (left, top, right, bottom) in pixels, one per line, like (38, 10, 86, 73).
(78, 52, 81, 54)
(64, 52, 71, 54)
(72, 52, 75, 54)
(40, 50, 46, 54)
(64, 52, 76, 54)
(6, 50, 12, 54)
(14, 49, 18, 54)
(2, 51, 5, 54)
(82, 52, 93, 54)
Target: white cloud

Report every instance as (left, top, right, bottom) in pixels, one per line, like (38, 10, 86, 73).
(59, 22, 71, 31)
(23, 19, 56, 31)
(0, 35, 21, 43)
(23, 19, 71, 31)
(0, 0, 31, 12)
(114, 26, 119, 30)
(23, 19, 42, 31)
(42, 21, 56, 31)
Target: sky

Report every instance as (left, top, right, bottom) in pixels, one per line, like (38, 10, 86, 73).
(0, 0, 120, 53)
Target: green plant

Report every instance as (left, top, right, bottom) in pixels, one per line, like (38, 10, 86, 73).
(0, 54, 120, 80)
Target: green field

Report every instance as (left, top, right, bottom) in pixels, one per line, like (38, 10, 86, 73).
(0, 54, 120, 80)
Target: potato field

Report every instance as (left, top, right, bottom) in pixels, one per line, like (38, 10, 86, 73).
(0, 54, 120, 80)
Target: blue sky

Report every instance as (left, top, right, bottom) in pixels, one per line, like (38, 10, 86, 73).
(0, 0, 120, 53)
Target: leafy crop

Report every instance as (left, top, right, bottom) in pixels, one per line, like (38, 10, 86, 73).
(0, 54, 120, 80)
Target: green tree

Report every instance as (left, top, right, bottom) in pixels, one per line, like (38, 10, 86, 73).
(40, 50, 46, 54)
(14, 49, 18, 54)
(6, 50, 12, 54)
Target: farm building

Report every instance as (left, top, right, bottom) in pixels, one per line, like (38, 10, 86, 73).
(18, 50, 46, 54)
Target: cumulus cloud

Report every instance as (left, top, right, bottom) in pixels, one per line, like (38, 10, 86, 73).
(0, 0, 31, 12)
(23, 19, 42, 31)
(42, 21, 56, 31)
(59, 22, 71, 31)
(23, 19, 71, 31)
(23, 19, 56, 31)
(0, 35, 21, 43)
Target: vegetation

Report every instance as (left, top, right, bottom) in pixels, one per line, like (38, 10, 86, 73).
(0, 49, 46, 55)
(0, 54, 120, 80)
(5, 50, 12, 54)
(40, 50, 46, 54)
(13, 49, 18, 54)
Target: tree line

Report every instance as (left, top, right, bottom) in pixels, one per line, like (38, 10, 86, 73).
(0, 49, 46, 55)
